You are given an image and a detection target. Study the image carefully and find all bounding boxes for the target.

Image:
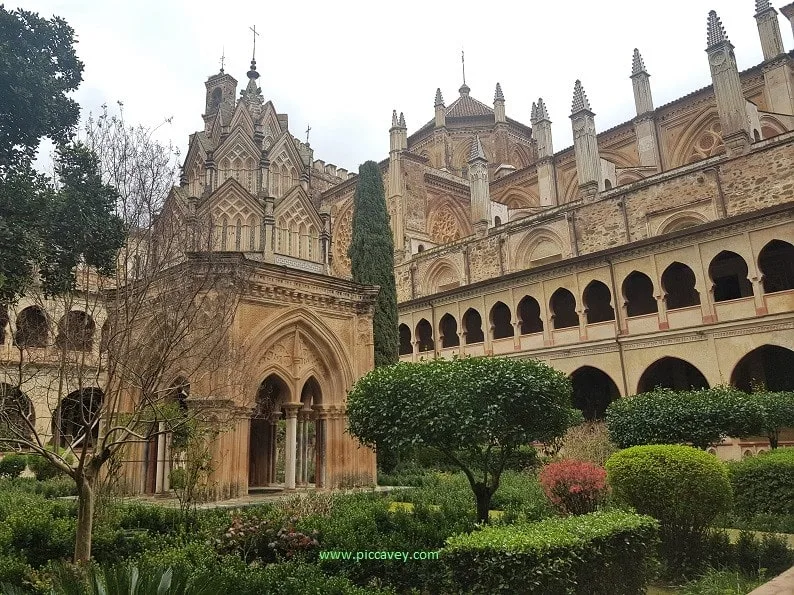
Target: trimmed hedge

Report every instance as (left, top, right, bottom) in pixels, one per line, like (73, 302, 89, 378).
(606, 445, 732, 578)
(0, 454, 26, 478)
(442, 510, 659, 594)
(729, 448, 794, 517)
(606, 387, 764, 449)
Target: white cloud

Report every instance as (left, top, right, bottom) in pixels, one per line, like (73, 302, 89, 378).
(25, 0, 789, 173)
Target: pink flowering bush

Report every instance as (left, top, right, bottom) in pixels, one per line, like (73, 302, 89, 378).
(539, 459, 608, 515)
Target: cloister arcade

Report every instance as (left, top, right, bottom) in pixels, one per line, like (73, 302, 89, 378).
(399, 236, 794, 419)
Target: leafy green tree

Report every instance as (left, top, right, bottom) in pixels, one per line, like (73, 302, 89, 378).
(348, 160, 397, 367)
(40, 142, 125, 295)
(0, 164, 52, 303)
(0, 5, 84, 167)
(606, 386, 765, 450)
(751, 391, 794, 449)
(346, 357, 574, 522)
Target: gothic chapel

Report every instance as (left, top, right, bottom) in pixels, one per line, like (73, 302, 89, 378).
(120, 55, 381, 497)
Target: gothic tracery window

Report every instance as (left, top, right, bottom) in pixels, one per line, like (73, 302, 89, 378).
(429, 206, 462, 245)
(688, 120, 725, 163)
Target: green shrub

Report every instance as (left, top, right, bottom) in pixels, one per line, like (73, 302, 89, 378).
(606, 445, 732, 577)
(442, 510, 659, 594)
(26, 453, 67, 481)
(0, 476, 75, 498)
(0, 555, 36, 591)
(0, 501, 75, 567)
(0, 454, 27, 479)
(606, 387, 764, 449)
(297, 492, 458, 592)
(728, 448, 794, 517)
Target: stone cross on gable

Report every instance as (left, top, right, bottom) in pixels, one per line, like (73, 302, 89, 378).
(306, 124, 311, 145)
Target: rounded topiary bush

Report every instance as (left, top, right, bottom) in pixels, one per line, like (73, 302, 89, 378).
(728, 448, 794, 517)
(606, 444, 732, 577)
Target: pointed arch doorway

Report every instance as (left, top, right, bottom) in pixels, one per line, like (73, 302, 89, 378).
(249, 374, 290, 489)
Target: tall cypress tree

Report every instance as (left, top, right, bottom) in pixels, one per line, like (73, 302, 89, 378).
(349, 160, 398, 367)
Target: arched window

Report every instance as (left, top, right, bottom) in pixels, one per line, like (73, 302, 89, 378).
(622, 271, 658, 317)
(494, 216, 502, 226)
(661, 262, 700, 310)
(398, 324, 412, 355)
(55, 388, 103, 447)
(517, 296, 543, 334)
(416, 319, 434, 352)
(759, 240, 794, 293)
(570, 367, 620, 420)
(583, 280, 615, 324)
(462, 309, 484, 344)
(490, 301, 513, 340)
(604, 179, 613, 190)
(417, 244, 425, 253)
(709, 251, 753, 302)
(731, 345, 794, 391)
(56, 311, 95, 351)
(15, 306, 48, 347)
(0, 383, 35, 442)
(439, 314, 460, 348)
(637, 357, 709, 393)
(550, 288, 579, 329)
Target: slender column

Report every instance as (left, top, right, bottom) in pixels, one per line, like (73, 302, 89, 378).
(163, 432, 171, 492)
(296, 416, 304, 486)
(313, 406, 328, 488)
(302, 418, 310, 484)
(267, 418, 278, 485)
(284, 404, 300, 490)
(155, 422, 166, 493)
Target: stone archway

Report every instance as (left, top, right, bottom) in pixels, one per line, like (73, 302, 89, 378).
(637, 357, 709, 393)
(731, 345, 794, 392)
(249, 374, 290, 489)
(570, 367, 620, 420)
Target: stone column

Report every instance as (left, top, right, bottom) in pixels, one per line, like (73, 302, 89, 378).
(313, 406, 328, 488)
(284, 404, 300, 490)
(296, 415, 304, 486)
(267, 418, 278, 485)
(263, 196, 275, 262)
(155, 422, 166, 494)
(468, 135, 491, 236)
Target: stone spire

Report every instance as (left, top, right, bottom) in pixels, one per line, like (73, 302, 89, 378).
(571, 80, 592, 114)
(569, 80, 600, 200)
(389, 110, 407, 152)
(435, 88, 446, 128)
(494, 82, 506, 123)
(468, 135, 490, 235)
(707, 10, 730, 48)
(632, 48, 647, 76)
(536, 98, 550, 121)
(631, 49, 654, 116)
(630, 49, 660, 169)
(754, 0, 785, 60)
(532, 97, 558, 207)
(241, 57, 263, 106)
(532, 97, 553, 157)
(781, 3, 794, 39)
(469, 135, 486, 161)
(706, 10, 753, 154)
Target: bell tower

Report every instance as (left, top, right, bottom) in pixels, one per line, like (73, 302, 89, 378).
(203, 60, 238, 132)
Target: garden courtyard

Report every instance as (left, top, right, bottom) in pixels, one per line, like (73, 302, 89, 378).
(1, 357, 793, 594)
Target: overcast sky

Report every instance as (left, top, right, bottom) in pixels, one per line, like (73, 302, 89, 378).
(24, 0, 793, 174)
